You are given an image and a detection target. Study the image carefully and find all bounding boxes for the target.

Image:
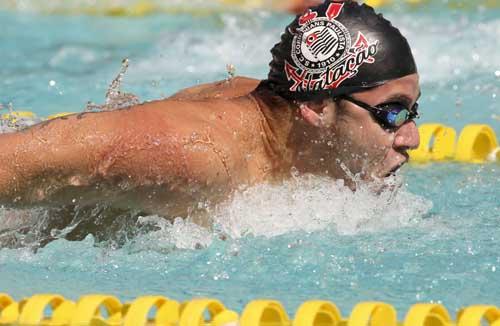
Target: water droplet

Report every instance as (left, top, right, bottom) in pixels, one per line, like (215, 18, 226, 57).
(49, 80, 56, 87)
(87, 58, 140, 112)
(226, 64, 236, 80)
(495, 70, 500, 77)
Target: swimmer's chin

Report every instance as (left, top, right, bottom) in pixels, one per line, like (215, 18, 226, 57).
(339, 170, 403, 194)
(371, 172, 404, 194)
(368, 159, 407, 181)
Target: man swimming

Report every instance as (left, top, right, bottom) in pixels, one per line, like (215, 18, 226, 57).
(0, 0, 420, 220)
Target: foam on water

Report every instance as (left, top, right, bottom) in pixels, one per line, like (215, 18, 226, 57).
(131, 216, 214, 251)
(213, 175, 432, 238)
(0, 174, 432, 250)
(121, 174, 433, 250)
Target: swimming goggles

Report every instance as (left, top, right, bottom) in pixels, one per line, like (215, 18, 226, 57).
(340, 95, 419, 128)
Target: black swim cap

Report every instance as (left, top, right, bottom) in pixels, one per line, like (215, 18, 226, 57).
(264, 0, 417, 101)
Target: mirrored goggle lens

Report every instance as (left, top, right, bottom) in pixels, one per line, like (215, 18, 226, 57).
(379, 104, 411, 127)
(392, 109, 409, 126)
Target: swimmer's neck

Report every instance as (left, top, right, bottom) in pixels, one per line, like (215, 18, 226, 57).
(249, 87, 296, 178)
(250, 87, 345, 180)
(250, 84, 352, 183)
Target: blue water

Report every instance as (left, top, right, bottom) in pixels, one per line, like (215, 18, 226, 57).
(0, 1, 499, 318)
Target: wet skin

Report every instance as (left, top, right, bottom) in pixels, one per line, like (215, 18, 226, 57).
(295, 73, 421, 185)
(0, 74, 420, 219)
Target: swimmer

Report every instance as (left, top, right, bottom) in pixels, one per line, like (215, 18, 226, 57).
(0, 0, 420, 219)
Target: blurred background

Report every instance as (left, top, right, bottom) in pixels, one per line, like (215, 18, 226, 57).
(0, 0, 499, 133)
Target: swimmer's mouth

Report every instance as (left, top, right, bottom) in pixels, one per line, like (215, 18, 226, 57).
(385, 165, 401, 177)
(385, 154, 409, 177)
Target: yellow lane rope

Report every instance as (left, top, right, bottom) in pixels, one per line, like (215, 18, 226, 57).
(1, 293, 499, 325)
(0, 293, 500, 326)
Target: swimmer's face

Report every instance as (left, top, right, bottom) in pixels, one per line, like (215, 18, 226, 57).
(327, 73, 420, 181)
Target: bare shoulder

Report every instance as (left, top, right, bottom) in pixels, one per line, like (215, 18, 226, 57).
(169, 76, 260, 101)
(98, 92, 266, 186)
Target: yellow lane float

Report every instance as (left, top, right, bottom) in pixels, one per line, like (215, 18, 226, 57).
(457, 305, 500, 326)
(240, 300, 290, 326)
(46, 112, 75, 120)
(69, 294, 123, 326)
(409, 123, 499, 163)
(180, 298, 239, 326)
(293, 301, 342, 326)
(455, 124, 499, 163)
(18, 294, 75, 326)
(123, 295, 180, 326)
(409, 123, 457, 162)
(1, 293, 500, 326)
(0, 293, 19, 324)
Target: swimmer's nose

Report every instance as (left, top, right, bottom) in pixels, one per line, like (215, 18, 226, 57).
(393, 121, 419, 151)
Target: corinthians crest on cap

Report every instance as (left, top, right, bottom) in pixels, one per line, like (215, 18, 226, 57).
(286, 2, 379, 93)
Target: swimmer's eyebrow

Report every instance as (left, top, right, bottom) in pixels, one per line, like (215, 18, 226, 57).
(382, 90, 421, 107)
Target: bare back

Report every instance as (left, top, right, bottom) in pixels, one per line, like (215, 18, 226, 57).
(0, 77, 274, 218)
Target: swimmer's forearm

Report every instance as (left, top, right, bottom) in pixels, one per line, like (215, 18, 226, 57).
(0, 114, 116, 205)
(0, 131, 47, 203)
(0, 142, 36, 202)
(0, 133, 23, 202)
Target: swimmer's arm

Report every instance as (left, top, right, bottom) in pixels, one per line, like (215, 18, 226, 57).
(0, 111, 123, 205)
(0, 102, 233, 207)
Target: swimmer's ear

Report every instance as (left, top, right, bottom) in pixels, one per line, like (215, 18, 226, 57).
(299, 104, 322, 127)
(299, 102, 336, 128)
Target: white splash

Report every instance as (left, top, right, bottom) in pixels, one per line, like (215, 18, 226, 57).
(114, 174, 432, 250)
(213, 175, 432, 238)
(488, 147, 500, 162)
(86, 59, 140, 111)
(0, 174, 432, 250)
(131, 215, 213, 250)
(0, 103, 42, 133)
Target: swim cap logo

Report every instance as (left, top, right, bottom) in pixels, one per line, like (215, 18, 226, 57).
(286, 3, 379, 93)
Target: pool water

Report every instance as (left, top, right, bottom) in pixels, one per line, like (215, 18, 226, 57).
(0, 0, 499, 317)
